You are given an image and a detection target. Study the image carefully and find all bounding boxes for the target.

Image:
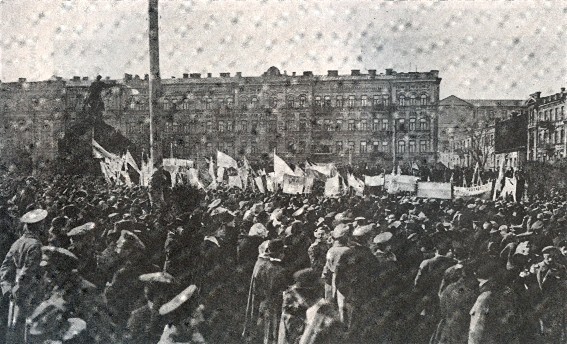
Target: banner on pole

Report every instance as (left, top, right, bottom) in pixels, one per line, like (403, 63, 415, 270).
(364, 175, 385, 186)
(283, 174, 305, 194)
(163, 158, 193, 168)
(304, 176, 314, 194)
(255, 176, 265, 193)
(417, 182, 452, 199)
(454, 182, 492, 198)
(385, 175, 419, 193)
(324, 174, 340, 197)
(228, 175, 243, 189)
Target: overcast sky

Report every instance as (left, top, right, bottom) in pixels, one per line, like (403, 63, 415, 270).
(1, 0, 565, 99)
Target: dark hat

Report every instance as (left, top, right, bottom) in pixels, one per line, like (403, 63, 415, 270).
(265, 239, 285, 255)
(541, 246, 560, 255)
(62, 205, 80, 217)
(293, 268, 321, 289)
(139, 271, 175, 284)
(21, 209, 48, 224)
(159, 284, 198, 315)
(67, 222, 95, 237)
(40, 246, 79, 269)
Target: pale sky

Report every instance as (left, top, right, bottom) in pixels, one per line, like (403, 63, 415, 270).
(0, 0, 565, 99)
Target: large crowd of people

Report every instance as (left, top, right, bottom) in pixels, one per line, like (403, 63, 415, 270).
(0, 169, 565, 343)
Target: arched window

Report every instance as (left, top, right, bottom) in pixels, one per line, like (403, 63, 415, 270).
(287, 96, 295, 108)
(419, 117, 429, 130)
(397, 140, 406, 153)
(299, 95, 307, 107)
(420, 94, 428, 105)
(398, 95, 405, 106)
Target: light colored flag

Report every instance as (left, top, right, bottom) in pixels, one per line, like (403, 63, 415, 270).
(364, 175, 385, 186)
(324, 174, 340, 197)
(274, 151, 295, 184)
(217, 150, 238, 169)
(304, 176, 314, 194)
(188, 168, 204, 189)
(341, 175, 348, 195)
(255, 176, 265, 193)
(492, 158, 506, 201)
(500, 177, 517, 202)
(228, 175, 243, 189)
(217, 167, 225, 183)
(283, 174, 305, 194)
(266, 173, 275, 192)
(294, 165, 305, 177)
(207, 157, 216, 182)
(348, 173, 365, 195)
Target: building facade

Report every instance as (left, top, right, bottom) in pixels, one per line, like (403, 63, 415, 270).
(526, 88, 566, 163)
(438, 95, 526, 170)
(2, 67, 441, 170)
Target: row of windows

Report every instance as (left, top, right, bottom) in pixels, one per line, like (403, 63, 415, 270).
(311, 140, 430, 154)
(537, 128, 565, 145)
(158, 117, 431, 134)
(531, 106, 565, 124)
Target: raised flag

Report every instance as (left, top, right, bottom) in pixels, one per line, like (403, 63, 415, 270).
(324, 174, 340, 197)
(348, 173, 365, 195)
(304, 176, 314, 194)
(188, 168, 204, 189)
(255, 176, 265, 193)
(266, 173, 275, 192)
(283, 174, 305, 194)
(294, 165, 305, 177)
(217, 167, 225, 183)
(217, 150, 238, 169)
(228, 175, 243, 189)
(274, 152, 295, 184)
(364, 175, 385, 186)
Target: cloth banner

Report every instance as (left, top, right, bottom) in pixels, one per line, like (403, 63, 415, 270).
(124, 150, 140, 172)
(283, 174, 305, 194)
(228, 175, 243, 189)
(324, 174, 340, 197)
(500, 177, 517, 202)
(347, 173, 365, 196)
(187, 168, 204, 189)
(239, 167, 249, 190)
(255, 176, 265, 193)
(454, 182, 492, 198)
(92, 139, 116, 160)
(266, 173, 275, 192)
(294, 165, 305, 177)
(306, 162, 336, 177)
(304, 177, 314, 194)
(417, 182, 452, 199)
(364, 175, 385, 186)
(217, 167, 225, 183)
(274, 153, 295, 184)
(163, 158, 193, 168)
(385, 175, 419, 194)
(216, 150, 238, 169)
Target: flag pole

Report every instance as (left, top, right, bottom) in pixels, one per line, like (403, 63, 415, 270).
(148, 0, 162, 170)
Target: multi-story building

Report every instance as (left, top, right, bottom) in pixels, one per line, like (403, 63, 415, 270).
(115, 67, 441, 167)
(526, 88, 566, 162)
(0, 77, 67, 167)
(438, 96, 526, 170)
(1, 67, 441, 170)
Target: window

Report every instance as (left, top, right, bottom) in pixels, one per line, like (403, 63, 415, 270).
(287, 97, 295, 108)
(373, 95, 380, 106)
(420, 94, 428, 105)
(544, 110, 548, 121)
(299, 95, 306, 107)
(241, 120, 248, 133)
(382, 119, 389, 131)
(336, 119, 343, 131)
(226, 121, 233, 132)
(373, 141, 379, 152)
(399, 95, 405, 106)
(250, 97, 258, 108)
(205, 97, 212, 109)
(409, 94, 416, 105)
(397, 140, 406, 153)
(382, 94, 390, 106)
(361, 95, 368, 107)
(419, 117, 429, 130)
(206, 143, 213, 155)
(420, 140, 428, 152)
(270, 97, 278, 108)
(325, 119, 333, 131)
(382, 141, 389, 152)
(555, 108, 559, 121)
(409, 118, 416, 131)
(359, 119, 368, 131)
(398, 118, 405, 131)
(218, 121, 225, 132)
(315, 96, 322, 107)
(251, 142, 258, 154)
(360, 141, 367, 153)
(348, 119, 355, 131)
(409, 140, 416, 153)
(561, 106, 564, 120)
(251, 121, 258, 134)
(206, 121, 213, 133)
(336, 141, 343, 153)
(324, 95, 331, 107)
(336, 95, 343, 107)
(240, 96, 248, 109)
(226, 97, 233, 108)
(372, 119, 380, 131)
(227, 142, 234, 155)
(348, 141, 355, 152)
(299, 118, 307, 131)
(268, 120, 276, 132)
(348, 95, 355, 107)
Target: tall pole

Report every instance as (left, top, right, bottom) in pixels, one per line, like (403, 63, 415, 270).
(148, 0, 162, 168)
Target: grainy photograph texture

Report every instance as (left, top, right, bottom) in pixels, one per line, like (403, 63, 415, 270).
(0, 0, 566, 343)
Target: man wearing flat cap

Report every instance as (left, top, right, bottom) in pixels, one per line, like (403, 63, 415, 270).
(321, 224, 350, 302)
(0, 208, 46, 343)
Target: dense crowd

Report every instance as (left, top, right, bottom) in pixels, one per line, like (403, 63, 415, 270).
(0, 170, 565, 344)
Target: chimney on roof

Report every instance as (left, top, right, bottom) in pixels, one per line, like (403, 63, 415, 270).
(292, 72, 296, 76)
(134, 74, 140, 80)
(303, 71, 313, 77)
(207, 73, 212, 78)
(385, 69, 393, 76)
(190, 73, 201, 78)
(124, 74, 133, 81)
(105, 77, 110, 80)
(18, 78, 27, 83)
(236, 72, 242, 77)
(183, 73, 189, 79)
(72, 76, 80, 81)
(351, 70, 360, 76)
(328, 70, 338, 77)
(561, 87, 565, 93)
(144, 74, 149, 81)
(82, 77, 89, 81)
(430, 70, 439, 78)
(220, 72, 230, 78)
(368, 69, 376, 76)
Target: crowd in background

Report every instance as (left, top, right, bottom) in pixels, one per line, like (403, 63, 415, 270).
(0, 168, 565, 343)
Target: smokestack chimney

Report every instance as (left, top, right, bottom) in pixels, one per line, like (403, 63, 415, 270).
(183, 73, 189, 79)
(368, 69, 376, 76)
(207, 73, 212, 78)
(327, 70, 338, 76)
(351, 70, 360, 76)
(385, 69, 393, 76)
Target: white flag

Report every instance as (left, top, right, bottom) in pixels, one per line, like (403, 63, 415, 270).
(217, 150, 238, 169)
(274, 152, 295, 184)
(324, 174, 340, 197)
